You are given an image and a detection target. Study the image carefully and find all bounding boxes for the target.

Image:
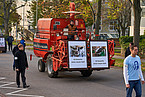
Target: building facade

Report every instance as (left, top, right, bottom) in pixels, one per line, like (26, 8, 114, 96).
(11, 0, 32, 40)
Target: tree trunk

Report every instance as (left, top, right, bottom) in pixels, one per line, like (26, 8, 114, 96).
(4, 19, 9, 35)
(117, 29, 121, 38)
(122, 27, 126, 36)
(128, 8, 131, 36)
(133, 0, 142, 48)
(95, 0, 102, 40)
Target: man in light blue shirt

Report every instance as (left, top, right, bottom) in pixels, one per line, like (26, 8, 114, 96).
(123, 45, 145, 97)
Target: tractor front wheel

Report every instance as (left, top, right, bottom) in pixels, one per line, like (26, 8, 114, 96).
(38, 59, 45, 72)
(80, 70, 92, 77)
(46, 58, 58, 78)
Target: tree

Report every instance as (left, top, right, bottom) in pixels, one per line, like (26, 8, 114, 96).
(27, 0, 93, 28)
(27, 0, 44, 29)
(95, 0, 102, 39)
(133, 0, 142, 49)
(129, 0, 142, 49)
(107, 0, 131, 36)
(86, 0, 103, 39)
(0, 0, 26, 36)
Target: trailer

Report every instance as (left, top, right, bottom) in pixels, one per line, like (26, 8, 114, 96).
(33, 2, 115, 78)
(0, 36, 7, 53)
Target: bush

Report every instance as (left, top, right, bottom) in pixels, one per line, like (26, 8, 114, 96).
(119, 35, 145, 57)
(119, 36, 133, 45)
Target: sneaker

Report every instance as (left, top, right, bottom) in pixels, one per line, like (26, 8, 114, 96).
(23, 85, 30, 88)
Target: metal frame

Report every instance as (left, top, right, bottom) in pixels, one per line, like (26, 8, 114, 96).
(67, 40, 88, 70)
(89, 40, 110, 70)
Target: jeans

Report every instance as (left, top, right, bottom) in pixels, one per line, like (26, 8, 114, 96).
(126, 80, 142, 97)
(8, 42, 12, 51)
(16, 69, 26, 86)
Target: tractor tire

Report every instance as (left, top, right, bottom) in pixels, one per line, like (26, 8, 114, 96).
(46, 58, 58, 78)
(38, 59, 45, 72)
(80, 70, 92, 77)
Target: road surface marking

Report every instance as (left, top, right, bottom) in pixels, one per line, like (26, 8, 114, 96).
(0, 77, 44, 97)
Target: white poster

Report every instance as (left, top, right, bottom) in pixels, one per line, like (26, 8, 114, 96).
(68, 41, 87, 68)
(90, 41, 109, 68)
(0, 38, 5, 47)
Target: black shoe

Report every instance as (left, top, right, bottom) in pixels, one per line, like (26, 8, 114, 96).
(17, 85, 20, 88)
(23, 85, 30, 88)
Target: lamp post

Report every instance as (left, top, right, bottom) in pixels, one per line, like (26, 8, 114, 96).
(22, 0, 28, 36)
(36, 0, 38, 32)
(15, 22, 18, 43)
(23, 4, 25, 36)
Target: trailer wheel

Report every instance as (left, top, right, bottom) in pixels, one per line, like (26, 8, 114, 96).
(46, 58, 58, 78)
(80, 70, 92, 77)
(38, 59, 45, 72)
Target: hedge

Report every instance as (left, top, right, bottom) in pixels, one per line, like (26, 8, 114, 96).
(119, 35, 145, 57)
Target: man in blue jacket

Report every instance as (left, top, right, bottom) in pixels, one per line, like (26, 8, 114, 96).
(20, 37, 26, 50)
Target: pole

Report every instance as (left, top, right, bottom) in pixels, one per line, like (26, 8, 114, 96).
(36, 0, 38, 31)
(23, 3, 25, 36)
(16, 23, 18, 43)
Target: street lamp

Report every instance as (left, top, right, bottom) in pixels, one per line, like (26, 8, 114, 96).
(22, 0, 27, 36)
(23, 3, 25, 36)
(36, 0, 38, 29)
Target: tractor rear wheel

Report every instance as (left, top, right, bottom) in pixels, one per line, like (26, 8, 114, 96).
(80, 70, 92, 77)
(46, 58, 58, 78)
(38, 59, 45, 72)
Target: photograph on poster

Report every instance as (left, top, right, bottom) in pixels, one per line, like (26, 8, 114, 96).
(90, 41, 109, 68)
(68, 41, 87, 69)
(70, 45, 86, 57)
(92, 46, 106, 57)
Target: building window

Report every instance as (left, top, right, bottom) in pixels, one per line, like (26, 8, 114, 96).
(142, 12, 145, 17)
(142, 1, 145, 6)
(109, 20, 117, 31)
(55, 21, 60, 25)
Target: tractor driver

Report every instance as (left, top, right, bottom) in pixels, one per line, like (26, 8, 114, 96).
(65, 20, 78, 40)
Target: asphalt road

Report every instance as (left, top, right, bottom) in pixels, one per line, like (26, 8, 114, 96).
(0, 50, 145, 97)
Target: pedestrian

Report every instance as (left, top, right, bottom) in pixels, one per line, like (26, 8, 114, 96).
(14, 44, 30, 88)
(7, 34, 14, 51)
(123, 45, 145, 97)
(12, 43, 21, 71)
(20, 37, 26, 50)
(125, 42, 134, 58)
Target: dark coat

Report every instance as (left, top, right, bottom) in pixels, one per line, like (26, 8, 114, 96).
(14, 50, 28, 70)
(7, 36, 14, 43)
(125, 47, 131, 58)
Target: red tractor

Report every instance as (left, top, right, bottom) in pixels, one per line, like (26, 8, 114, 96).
(33, 2, 115, 78)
